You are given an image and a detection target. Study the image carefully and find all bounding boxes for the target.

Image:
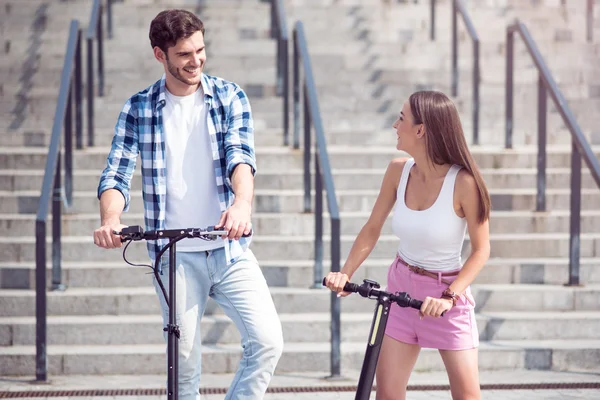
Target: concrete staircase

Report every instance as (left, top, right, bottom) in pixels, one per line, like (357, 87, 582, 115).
(1, 0, 600, 378)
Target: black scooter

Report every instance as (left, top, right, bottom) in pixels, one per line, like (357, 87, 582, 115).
(115, 225, 250, 400)
(322, 278, 424, 400)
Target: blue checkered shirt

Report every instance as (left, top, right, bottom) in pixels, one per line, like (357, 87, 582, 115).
(98, 74, 256, 267)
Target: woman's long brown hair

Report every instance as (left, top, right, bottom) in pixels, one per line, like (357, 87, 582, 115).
(409, 91, 491, 223)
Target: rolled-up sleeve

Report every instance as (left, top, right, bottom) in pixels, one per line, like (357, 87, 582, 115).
(97, 98, 139, 211)
(224, 85, 257, 189)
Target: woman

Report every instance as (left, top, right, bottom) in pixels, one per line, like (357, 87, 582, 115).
(324, 91, 490, 400)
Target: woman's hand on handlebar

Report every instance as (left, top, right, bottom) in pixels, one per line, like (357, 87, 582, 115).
(419, 296, 453, 318)
(324, 272, 352, 297)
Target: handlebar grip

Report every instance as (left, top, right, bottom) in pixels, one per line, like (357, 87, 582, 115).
(209, 226, 252, 237)
(321, 278, 359, 294)
(343, 282, 360, 293)
(411, 299, 423, 310)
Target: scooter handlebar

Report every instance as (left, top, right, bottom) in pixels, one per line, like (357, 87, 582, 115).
(113, 225, 252, 242)
(322, 277, 423, 311)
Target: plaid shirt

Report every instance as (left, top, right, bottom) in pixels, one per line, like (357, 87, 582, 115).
(98, 73, 256, 267)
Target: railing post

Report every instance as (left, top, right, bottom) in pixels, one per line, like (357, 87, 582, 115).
(107, 0, 114, 39)
(293, 28, 300, 150)
(270, 0, 276, 39)
(52, 153, 63, 290)
(35, 220, 47, 382)
(536, 73, 547, 212)
(283, 36, 289, 146)
(451, 0, 458, 97)
(505, 26, 514, 149)
(303, 86, 311, 213)
(314, 154, 323, 288)
(568, 142, 582, 286)
(430, 0, 436, 40)
(473, 37, 480, 145)
(587, 0, 593, 43)
(87, 35, 95, 147)
(65, 85, 73, 208)
(330, 217, 341, 378)
(75, 30, 83, 150)
(276, 37, 282, 97)
(97, 3, 105, 97)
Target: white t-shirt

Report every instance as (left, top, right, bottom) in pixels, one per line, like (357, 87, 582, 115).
(163, 86, 224, 251)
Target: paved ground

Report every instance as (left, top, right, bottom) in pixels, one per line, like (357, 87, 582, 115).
(1, 369, 599, 399)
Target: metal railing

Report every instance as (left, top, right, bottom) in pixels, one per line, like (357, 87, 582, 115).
(505, 20, 600, 286)
(451, 0, 480, 144)
(36, 0, 109, 381)
(292, 21, 342, 378)
(35, 18, 80, 382)
(561, 0, 594, 42)
(86, 0, 106, 147)
(430, 0, 436, 40)
(270, 0, 290, 144)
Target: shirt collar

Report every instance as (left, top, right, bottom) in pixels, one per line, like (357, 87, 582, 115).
(155, 73, 213, 112)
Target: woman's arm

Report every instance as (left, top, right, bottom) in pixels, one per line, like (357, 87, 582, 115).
(448, 170, 491, 295)
(324, 158, 406, 295)
(420, 169, 490, 317)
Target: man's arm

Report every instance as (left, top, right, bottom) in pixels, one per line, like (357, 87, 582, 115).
(94, 189, 127, 248)
(216, 85, 256, 240)
(216, 163, 254, 240)
(94, 98, 139, 248)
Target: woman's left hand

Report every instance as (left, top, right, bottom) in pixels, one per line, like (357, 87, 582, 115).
(419, 296, 454, 318)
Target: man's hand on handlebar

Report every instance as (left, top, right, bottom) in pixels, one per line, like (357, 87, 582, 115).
(215, 200, 252, 240)
(93, 220, 128, 249)
(324, 271, 352, 297)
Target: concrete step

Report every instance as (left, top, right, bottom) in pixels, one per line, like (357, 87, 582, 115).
(5, 93, 600, 134)
(1, 284, 598, 317)
(1, 187, 598, 215)
(3, 229, 600, 261)
(0, 116, 592, 149)
(2, 311, 599, 347)
(1, 254, 599, 290)
(1, 145, 599, 170)
(1, 339, 598, 375)
(2, 167, 600, 192)
(2, 209, 600, 239)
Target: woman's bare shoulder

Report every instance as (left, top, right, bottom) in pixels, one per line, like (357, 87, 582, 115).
(456, 168, 479, 201)
(388, 157, 410, 172)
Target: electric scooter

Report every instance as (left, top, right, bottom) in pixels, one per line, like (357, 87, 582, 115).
(322, 278, 424, 400)
(115, 225, 250, 400)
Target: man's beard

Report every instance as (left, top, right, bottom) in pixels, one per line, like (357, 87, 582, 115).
(166, 57, 202, 87)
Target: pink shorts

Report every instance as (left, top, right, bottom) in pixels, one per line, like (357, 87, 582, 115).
(384, 256, 479, 350)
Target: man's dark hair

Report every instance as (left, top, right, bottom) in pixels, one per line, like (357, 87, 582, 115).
(149, 9, 205, 53)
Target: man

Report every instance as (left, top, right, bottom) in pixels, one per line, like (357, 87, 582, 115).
(93, 9, 283, 400)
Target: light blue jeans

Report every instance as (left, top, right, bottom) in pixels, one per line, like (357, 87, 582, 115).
(152, 247, 283, 400)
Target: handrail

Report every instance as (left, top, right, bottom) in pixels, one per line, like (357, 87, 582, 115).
(505, 20, 600, 286)
(270, 0, 290, 144)
(451, 0, 480, 145)
(86, 0, 106, 147)
(292, 21, 342, 378)
(35, 19, 81, 382)
(35, 0, 109, 381)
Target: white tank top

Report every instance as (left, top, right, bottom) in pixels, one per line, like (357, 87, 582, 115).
(391, 158, 467, 271)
